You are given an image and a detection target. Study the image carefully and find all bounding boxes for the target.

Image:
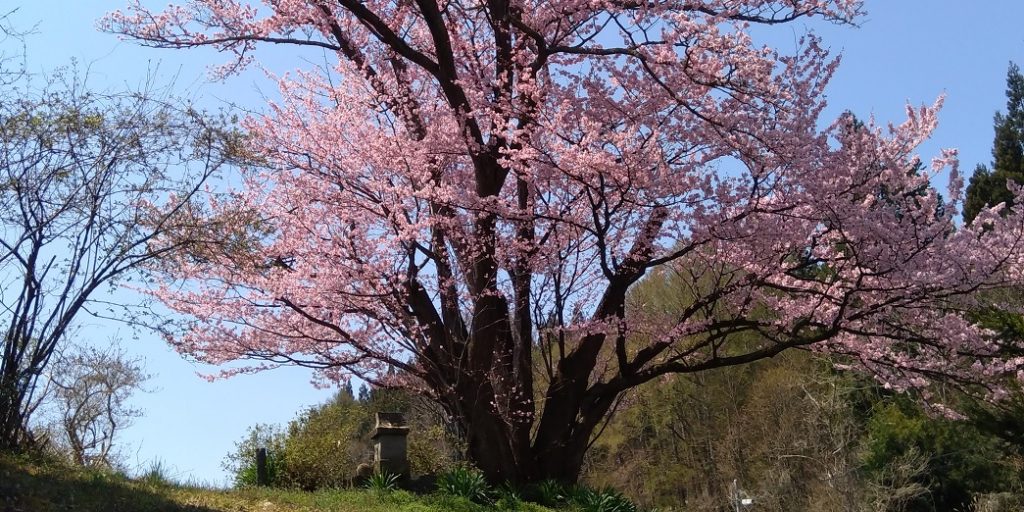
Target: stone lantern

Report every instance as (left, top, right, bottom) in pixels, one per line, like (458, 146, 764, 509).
(372, 411, 409, 478)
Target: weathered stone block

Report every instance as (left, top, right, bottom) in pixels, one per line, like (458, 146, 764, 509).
(372, 412, 410, 478)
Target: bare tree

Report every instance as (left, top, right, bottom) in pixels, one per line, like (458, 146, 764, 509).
(0, 8, 28, 86)
(0, 69, 238, 450)
(39, 342, 149, 467)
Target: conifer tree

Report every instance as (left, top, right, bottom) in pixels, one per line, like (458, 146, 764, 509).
(964, 63, 1024, 224)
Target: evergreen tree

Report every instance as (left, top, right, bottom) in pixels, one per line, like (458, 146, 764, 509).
(964, 63, 1024, 225)
(958, 66, 1024, 496)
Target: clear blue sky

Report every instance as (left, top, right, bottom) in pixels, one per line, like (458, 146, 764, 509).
(6, 0, 1024, 486)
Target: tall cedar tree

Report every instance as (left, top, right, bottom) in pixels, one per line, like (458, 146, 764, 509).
(964, 63, 1024, 225)
(107, 1, 1024, 483)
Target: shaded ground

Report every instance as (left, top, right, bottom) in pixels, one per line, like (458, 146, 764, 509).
(0, 454, 552, 512)
(1, 453, 215, 512)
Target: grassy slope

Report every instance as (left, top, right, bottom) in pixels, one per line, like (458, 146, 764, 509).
(0, 454, 556, 512)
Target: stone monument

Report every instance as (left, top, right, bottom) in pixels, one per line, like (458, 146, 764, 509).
(372, 411, 410, 479)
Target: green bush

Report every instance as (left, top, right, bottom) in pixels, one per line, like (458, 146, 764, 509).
(529, 479, 567, 507)
(221, 423, 288, 487)
(494, 482, 524, 510)
(409, 423, 457, 475)
(437, 465, 491, 503)
(281, 394, 365, 490)
(568, 486, 640, 512)
(365, 471, 401, 493)
(862, 398, 1018, 512)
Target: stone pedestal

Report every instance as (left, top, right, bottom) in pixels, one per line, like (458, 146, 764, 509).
(372, 412, 410, 478)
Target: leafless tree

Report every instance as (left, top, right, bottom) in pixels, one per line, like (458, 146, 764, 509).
(0, 68, 240, 450)
(0, 8, 28, 86)
(38, 342, 149, 467)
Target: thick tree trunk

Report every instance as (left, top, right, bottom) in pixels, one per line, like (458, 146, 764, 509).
(458, 406, 606, 485)
(450, 338, 535, 483)
(447, 355, 619, 485)
(462, 401, 525, 482)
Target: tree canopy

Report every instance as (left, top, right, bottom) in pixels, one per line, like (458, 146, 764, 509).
(106, 0, 1024, 483)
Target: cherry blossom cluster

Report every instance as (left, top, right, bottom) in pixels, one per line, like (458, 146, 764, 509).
(106, 0, 1024, 415)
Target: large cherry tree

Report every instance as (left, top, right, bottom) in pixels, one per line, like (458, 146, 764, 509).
(108, 0, 1024, 483)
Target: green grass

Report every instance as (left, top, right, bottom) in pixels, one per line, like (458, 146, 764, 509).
(0, 453, 559, 512)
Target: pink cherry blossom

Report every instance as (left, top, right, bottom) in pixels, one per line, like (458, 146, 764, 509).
(106, 0, 1024, 483)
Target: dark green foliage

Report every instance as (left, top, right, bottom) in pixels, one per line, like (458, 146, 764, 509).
(583, 351, 864, 511)
(576, 260, 1024, 511)
(520, 480, 644, 512)
(968, 387, 1024, 449)
(436, 465, 491, 503)
(957, 67, 1024, 498)
(494, 482, 524, 510)
(582, 346, 1024, 511)
(530, 479, 568, 507)
(959, 73, 1024, 494)
(964, 62, 1024, 225)
(566, 486, 640, 512)
(861, 398, 1020, 512)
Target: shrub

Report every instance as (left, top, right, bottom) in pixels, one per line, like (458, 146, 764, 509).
(222, 423, 287, 487)
(862, 399, 1017, 511)
(530, 479, 567, 507)
(437, 465, 491, 503)
(568, 486, 640, 512)
(494, 482, 524, 510)
(223, 387, 462, 490)
(365, 471, 401, 493)
(281, 394, 365, 490)
(409, 423, 458, 475)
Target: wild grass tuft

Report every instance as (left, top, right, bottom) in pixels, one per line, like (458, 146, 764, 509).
(568, 485, 640, 512)
(365, 470, 401, 493)
(436, 465, 491, 504)
(139, 458, 174, 487)
(531, 479, 568, 507)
